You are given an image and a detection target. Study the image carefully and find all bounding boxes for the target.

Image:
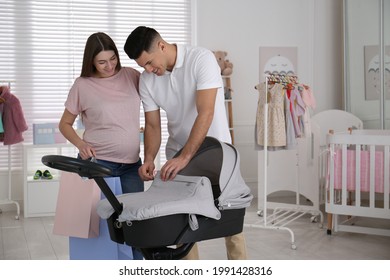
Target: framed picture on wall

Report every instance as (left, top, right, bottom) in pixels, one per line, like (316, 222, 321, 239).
(364, 45, 390, 100)
(259, 46, 298, 82)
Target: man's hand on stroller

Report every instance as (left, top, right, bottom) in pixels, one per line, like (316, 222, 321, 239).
(138, 161, 156, 181)
(160, 156, 190, 181)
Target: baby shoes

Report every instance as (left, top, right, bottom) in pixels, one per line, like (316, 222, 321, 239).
(33, 169, 53, 180)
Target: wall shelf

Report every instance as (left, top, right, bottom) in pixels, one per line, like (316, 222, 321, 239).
(223, 76, 234, 144)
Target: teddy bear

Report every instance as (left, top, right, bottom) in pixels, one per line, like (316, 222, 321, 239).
(213, 50, 233, 76)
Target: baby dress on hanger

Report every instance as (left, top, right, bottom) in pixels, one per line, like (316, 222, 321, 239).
(298, 85, 315, 138)
(287, 87, 306, 138)
(255, 82, 286, 148)
(0, 86, 28, 145)
(284, 88, 297, 149)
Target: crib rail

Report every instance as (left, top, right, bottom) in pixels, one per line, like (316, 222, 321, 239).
(326, 130, 390, 236)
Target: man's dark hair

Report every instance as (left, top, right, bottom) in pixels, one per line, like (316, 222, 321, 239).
(124, 26, 160, 59)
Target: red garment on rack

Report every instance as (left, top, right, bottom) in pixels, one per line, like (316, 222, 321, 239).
(0, 86, 28, 145)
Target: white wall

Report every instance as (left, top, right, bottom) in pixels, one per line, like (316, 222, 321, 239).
(195, 0, 343, 196)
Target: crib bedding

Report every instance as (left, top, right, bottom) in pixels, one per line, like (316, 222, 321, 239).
(327, 130, 390, 194)
(330, 148, 385, 193)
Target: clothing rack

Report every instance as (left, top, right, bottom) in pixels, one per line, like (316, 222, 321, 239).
(0, 80, 20, 219)
(245, 73, 323, 250)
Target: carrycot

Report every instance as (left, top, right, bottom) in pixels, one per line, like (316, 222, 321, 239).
(42, 137, 253, 259)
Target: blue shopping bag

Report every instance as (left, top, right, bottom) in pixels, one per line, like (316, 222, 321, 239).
(69, 177, 134, 260)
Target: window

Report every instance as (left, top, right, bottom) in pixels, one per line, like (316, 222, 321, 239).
(0, 0, 192, 171)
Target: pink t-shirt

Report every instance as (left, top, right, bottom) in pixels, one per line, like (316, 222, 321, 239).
(65, 67, 141, 163)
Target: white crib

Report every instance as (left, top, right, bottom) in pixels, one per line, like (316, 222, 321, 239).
(311, 109, 364, 234)
(326, 129, 390, 236)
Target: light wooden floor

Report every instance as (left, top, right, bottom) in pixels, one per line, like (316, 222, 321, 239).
(1, 203, 390, 260)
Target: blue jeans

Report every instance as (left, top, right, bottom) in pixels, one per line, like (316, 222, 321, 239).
(95, 158, 144, 194)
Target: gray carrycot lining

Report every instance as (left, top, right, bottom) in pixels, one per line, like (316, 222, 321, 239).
(97, 173, 221, 222)
(96, 138, 252, 223)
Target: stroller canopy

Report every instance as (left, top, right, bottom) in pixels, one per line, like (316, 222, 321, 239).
(177, 137, 252, 210)
(97, 137, 253, 222)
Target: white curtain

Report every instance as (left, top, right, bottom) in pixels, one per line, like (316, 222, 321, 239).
(0, 0, 192, 170)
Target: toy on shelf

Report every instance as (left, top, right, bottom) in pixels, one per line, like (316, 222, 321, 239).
(213, 50, 233, 76)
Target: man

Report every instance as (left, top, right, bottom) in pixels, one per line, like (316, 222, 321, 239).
(124, 26, 247, 260)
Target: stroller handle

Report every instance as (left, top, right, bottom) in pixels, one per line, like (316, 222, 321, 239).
(41, 155, 113, 178)
(42, 155, 124, 216)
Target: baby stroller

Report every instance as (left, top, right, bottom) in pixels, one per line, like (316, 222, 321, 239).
(42, 137, 253, 260)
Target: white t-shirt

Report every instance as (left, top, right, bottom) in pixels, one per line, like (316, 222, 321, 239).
(65, 67, 141, 163)
(139, 45, 231, 159)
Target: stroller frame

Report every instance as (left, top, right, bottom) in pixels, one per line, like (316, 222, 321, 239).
(42, 137, 249, 260)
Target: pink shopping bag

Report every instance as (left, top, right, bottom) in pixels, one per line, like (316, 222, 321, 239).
(69, 177, 134, 260)
(53, 171, 101, 238)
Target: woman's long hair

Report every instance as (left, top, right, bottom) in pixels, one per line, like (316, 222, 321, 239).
(80, 32, 122, 77)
